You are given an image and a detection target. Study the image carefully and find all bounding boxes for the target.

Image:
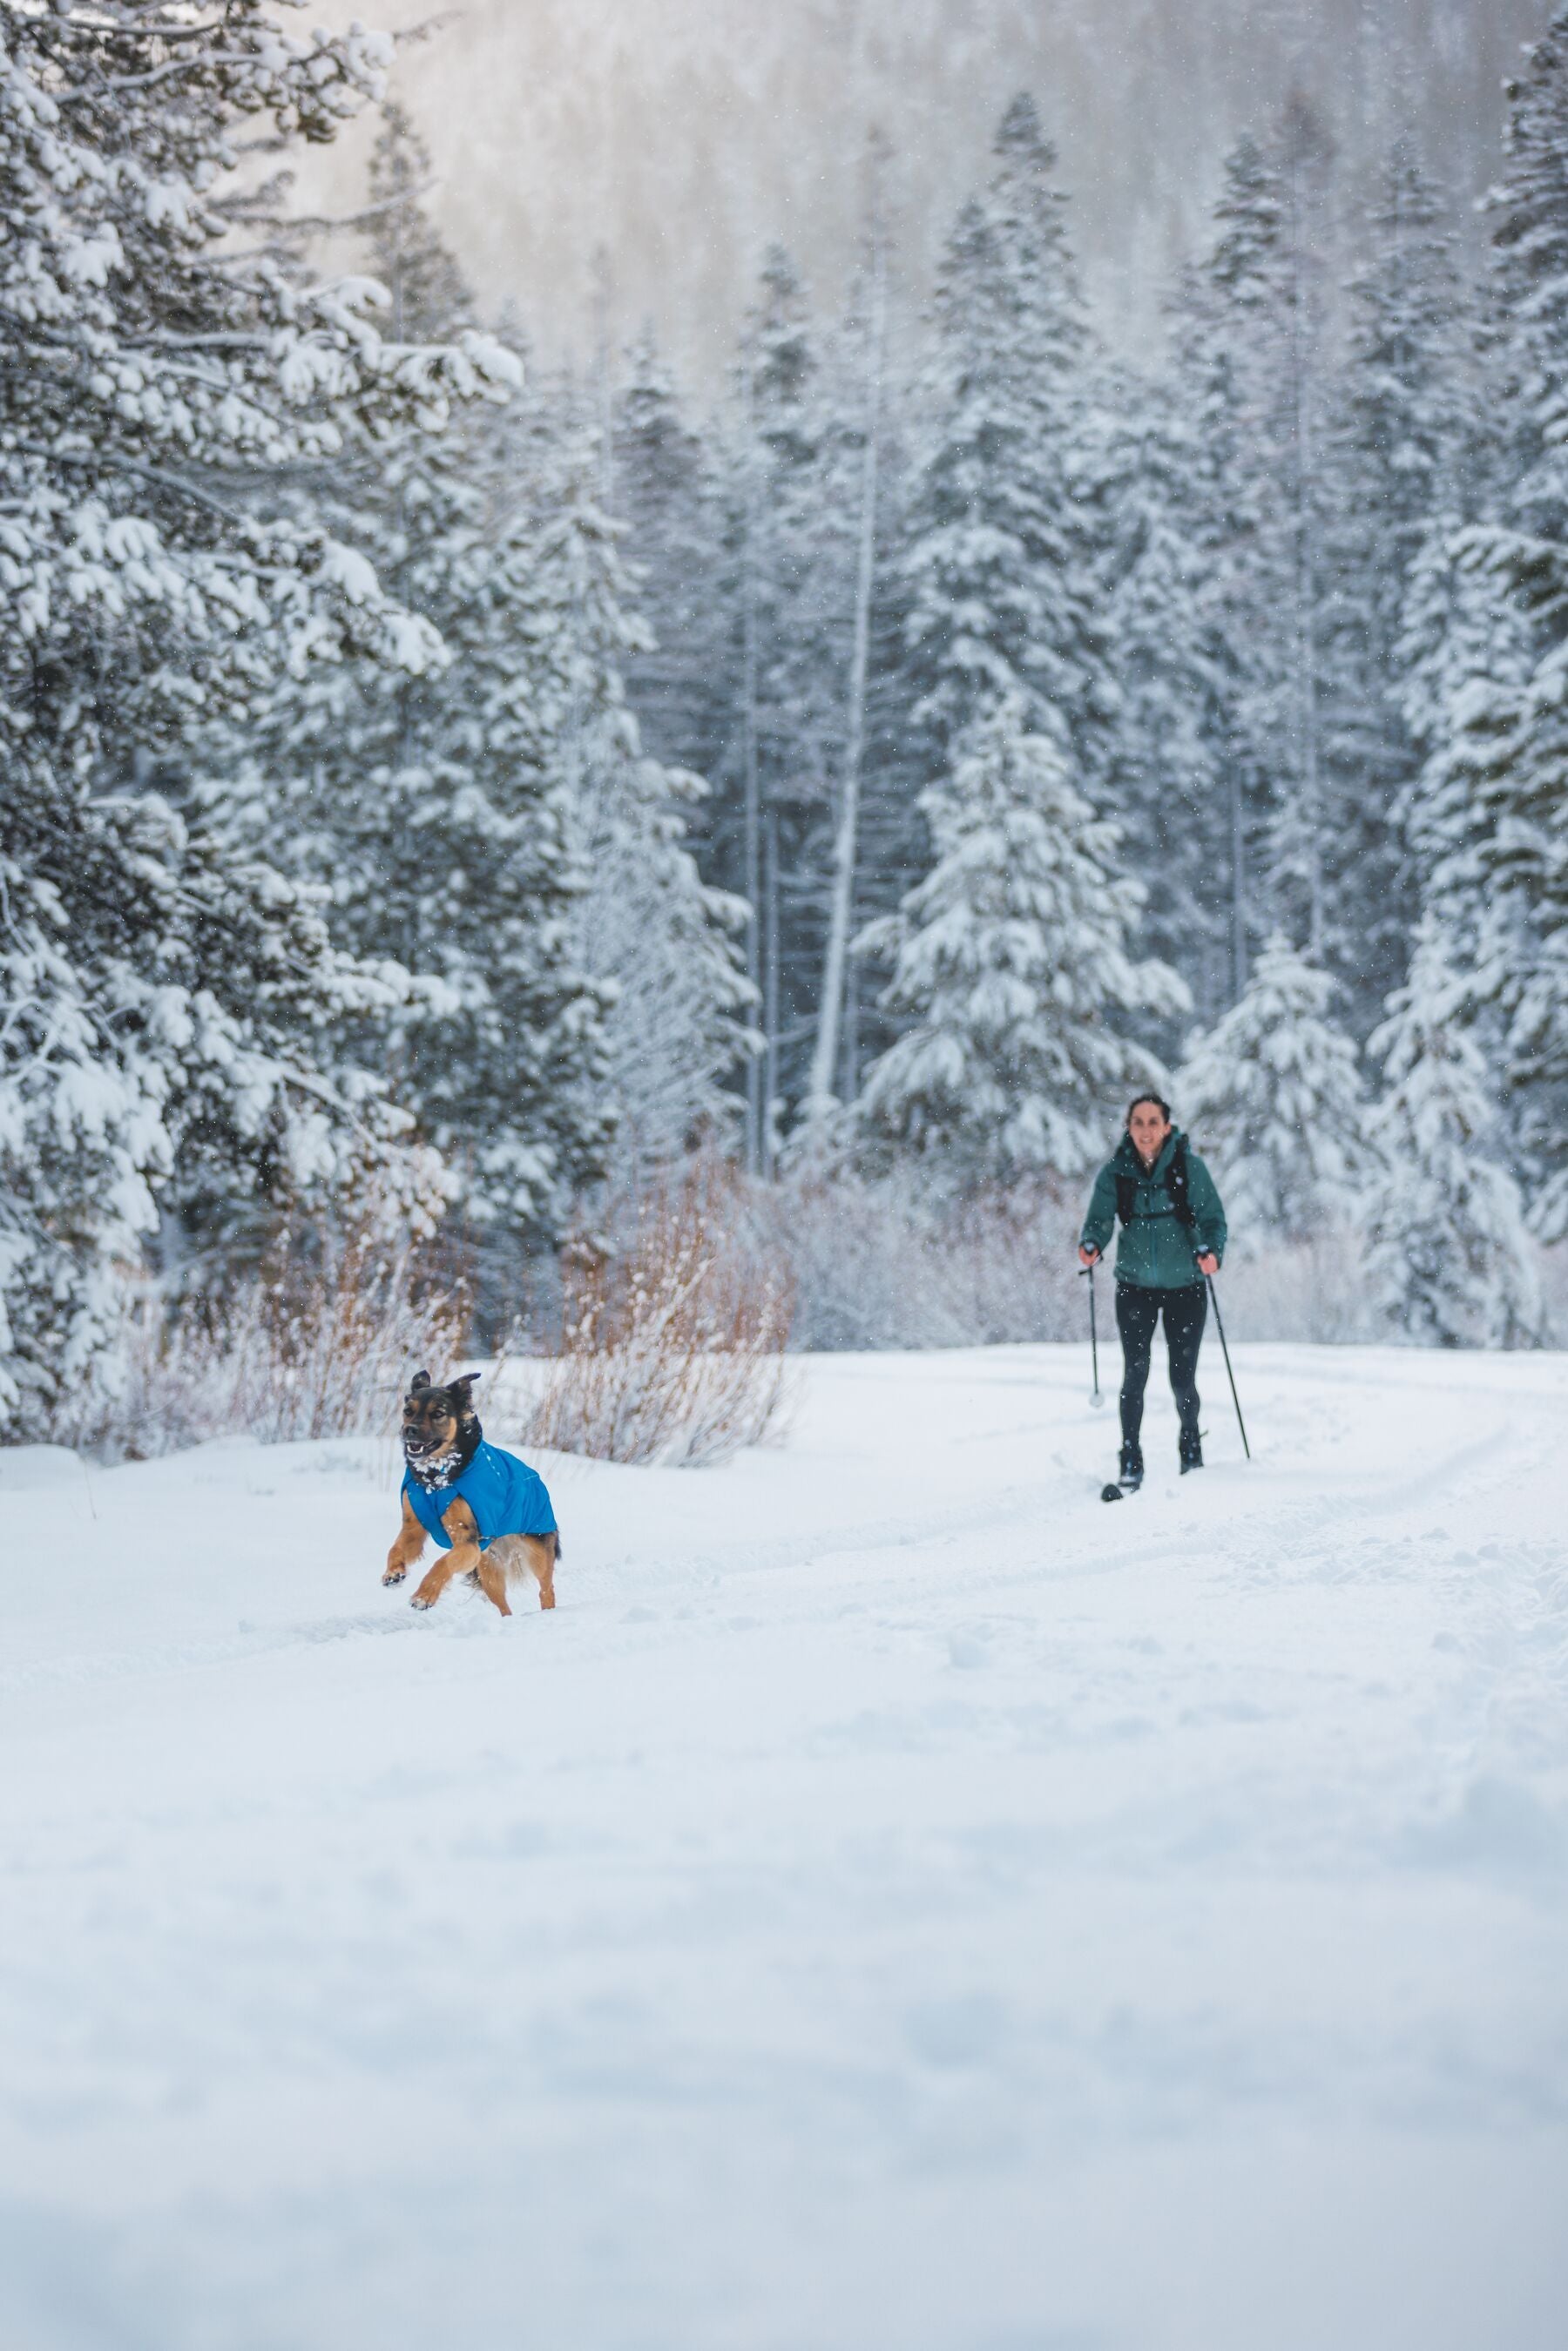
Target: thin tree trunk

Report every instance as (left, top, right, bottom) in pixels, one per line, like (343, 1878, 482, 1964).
(1230, 747, 1247, 1001)
(741, 422, 764, 1173)
(841, 948, 861, 1100)
(763, 804, 781, 1175)
(807, 219, 887, 1113)
(1285, 126, 1326, 958)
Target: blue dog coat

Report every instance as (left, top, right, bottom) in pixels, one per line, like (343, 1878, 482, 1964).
(402, 1441, 557, 1550)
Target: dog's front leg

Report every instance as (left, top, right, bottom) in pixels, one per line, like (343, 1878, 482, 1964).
(410, 1542, 482, 1611)
(410, 1496, 490, 1614)
(384, 1493, 427, 1587)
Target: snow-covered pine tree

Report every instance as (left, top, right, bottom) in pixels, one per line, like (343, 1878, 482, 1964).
(1319, 138, 1479, 1030)
(1164, 140, 1286, 1002)
(0, 4, 511, 1430)
(856, 695, 1184, 1186)
(365, 98, 475, 341)
(1422, 9, 1568, 1233)
(805, 135, 895, 1125)
(1363, 917, 1541, 1348)
(1089, 358, 1229, 1029)
(1172, 112, 1341, 995)
(1397, 524, 1531, 986)
(900, 93, 1115, 786)
(211, 125, 616, 1244)
(1176, 934, 1370, 1243)
(538, 395, 754, 1172)
(1264, 92, 1340, 965)
(708, 247, 853, 1164)
(612, 331, 730, 790)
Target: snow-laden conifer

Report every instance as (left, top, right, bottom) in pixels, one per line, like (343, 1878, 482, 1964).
(1321, 141, 1479, 1025)
(706, 247, 857, 1158)
(1177, 935, 1370, 1241)
(1172, 113, 1338, 988)
(0, 5, 510, 1429)
(612, 333, 730, 786)
(1090, 362, 1228, 1023)
(901, 93, 1115, 784)
(210, 130, 618, 1239)
(856, 697, 1183, 1185)
(543, 409, 755, 1169)
(1364, 920, 1542, 1348)
(1406, 11, 1568, 1229)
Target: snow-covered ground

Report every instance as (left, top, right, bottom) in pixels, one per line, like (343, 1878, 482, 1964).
(3, 1344, 1566, 2351)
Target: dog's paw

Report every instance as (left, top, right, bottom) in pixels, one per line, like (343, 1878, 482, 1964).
(409, 1593, 436, 1611)
(382, 1567, 407, 1586)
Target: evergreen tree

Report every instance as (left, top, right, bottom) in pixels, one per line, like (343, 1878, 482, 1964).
(1177, 934, 1370, 1243)
(1166, 138, 1287, 1001)
(1396, 523, 1531, 996)
(708, 248, 852, 1163)
(807, 143, 896, 1121)
(1424, 10, 1568, 1230)
(543, 401, 754, 1171)
(1364, 918, 1541, 1348)
(612, 331, 730, 789)
(365, 102, 475, 341)
(1091, 359, 1229, 1027)
(0, 4, 504, 1430)
(900, 94, 1115, 784)
(856, 697, 1184, 1186)
(212, 145, 616, 1242)
(1173, 111, 1340, 995)
(1320, 139, 1477, 1029)
(1265, 93, 1339, 964)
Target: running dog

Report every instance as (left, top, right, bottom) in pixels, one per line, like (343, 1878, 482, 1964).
(384, 1369, 559, 1617)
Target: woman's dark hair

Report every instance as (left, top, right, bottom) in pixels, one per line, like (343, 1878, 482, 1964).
(1125, 1092, 1172, 1126)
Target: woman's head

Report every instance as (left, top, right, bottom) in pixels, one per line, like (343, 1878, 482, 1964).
(1125, 1093, 1173, 1164)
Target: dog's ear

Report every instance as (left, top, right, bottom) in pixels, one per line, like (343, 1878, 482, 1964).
(409, 1369, 432, 1395)
(449, 1371, 481, 1415)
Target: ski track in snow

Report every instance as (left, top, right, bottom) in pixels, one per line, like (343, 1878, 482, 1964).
(2, 1345, 1566, 2351)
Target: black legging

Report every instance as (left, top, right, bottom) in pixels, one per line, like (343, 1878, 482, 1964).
(1116, 1280, 1206, 1449)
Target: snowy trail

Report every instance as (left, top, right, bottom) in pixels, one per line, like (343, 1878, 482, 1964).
(3, 1346, 1567, 2351)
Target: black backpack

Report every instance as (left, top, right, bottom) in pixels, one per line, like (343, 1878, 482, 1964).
(1115, 1135, 1195, 1231)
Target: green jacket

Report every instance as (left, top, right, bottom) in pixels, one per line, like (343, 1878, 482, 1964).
(1079, 1129, 1227, 1290)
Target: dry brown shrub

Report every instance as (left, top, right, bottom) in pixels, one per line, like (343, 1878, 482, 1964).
(78, 1212, 470, 1459)
(526, 1160, 794, 1467)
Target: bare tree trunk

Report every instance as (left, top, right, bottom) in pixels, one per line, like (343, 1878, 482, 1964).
(741, 417, 764, 1173)
(1282, 109, 1328, 958)
(591, 243, 617, 517)
(806, 187, 888, 1115)
(841, 949, 861, 1100)
(1229, 747, 1247, 1002)
(763, 805, 781, 1175)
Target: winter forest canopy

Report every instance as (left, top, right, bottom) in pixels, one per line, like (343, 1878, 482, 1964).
(6, 0, 1568, 1442)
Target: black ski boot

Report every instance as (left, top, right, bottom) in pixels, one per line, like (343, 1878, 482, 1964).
(1179, 1429, 1203, 1475)
(1119, 1442, 1144, 1490)
(1101, 1442, 1143, 1503)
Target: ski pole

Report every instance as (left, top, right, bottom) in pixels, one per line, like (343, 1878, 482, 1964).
(1078, 1261, 1103, 1406)
(1204, 1273, 1250, 1461)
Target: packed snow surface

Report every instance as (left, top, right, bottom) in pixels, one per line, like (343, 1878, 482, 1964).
(3, 1346, 1566, 2350)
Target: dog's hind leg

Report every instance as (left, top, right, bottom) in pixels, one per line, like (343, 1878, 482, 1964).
(474, 1551, 513, 1618)
(522, 1531, 558, 1611)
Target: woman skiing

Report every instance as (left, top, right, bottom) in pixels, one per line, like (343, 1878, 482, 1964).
(1078, 1094, 1227, 1490)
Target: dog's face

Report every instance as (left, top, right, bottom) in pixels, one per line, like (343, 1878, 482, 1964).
(401, 1369, 481, 1471)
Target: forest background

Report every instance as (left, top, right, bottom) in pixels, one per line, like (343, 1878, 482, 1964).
(8, 0, 1568, 1456)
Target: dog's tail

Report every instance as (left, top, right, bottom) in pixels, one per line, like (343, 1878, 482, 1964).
(551, 1529, 563, 1560)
